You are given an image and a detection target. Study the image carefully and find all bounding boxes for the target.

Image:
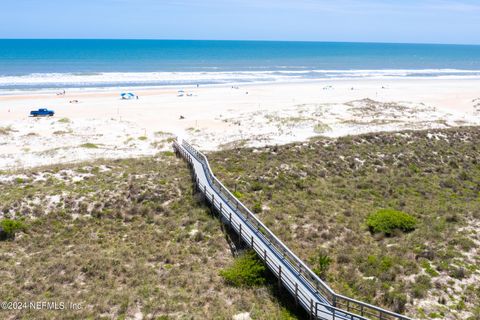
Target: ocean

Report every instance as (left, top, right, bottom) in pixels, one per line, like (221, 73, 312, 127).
(1, 39, 480, 91)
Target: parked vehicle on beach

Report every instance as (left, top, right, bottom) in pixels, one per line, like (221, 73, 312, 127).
(30, 108, 55, 117)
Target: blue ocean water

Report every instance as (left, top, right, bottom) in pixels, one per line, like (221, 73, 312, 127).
(0, 39, 480, 90)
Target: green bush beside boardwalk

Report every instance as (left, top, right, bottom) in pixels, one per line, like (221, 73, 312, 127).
(220, 250, 267, 287)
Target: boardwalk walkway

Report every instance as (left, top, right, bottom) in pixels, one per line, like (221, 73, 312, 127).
(173, 139, 412, 320)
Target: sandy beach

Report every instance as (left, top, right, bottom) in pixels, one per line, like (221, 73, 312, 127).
(1, 78, 480, 169)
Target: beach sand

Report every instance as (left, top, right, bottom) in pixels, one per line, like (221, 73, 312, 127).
(1, 78, 479, 169)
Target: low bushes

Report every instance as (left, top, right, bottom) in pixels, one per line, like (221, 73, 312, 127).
(0, 126, 13, 135)
(366, 209, 417, 236)
(0, 219, 26, 240)
(58, 117, 70, 123)
(253, 201, 263, 213)
(232, 190, 244, 199)
(383, 290, 408, 313)
(311, 251, 332, 280)
(220, 250, 266, 287)
(80, 143, 99, 149)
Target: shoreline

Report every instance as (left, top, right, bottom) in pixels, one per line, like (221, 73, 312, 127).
(1, 78, 480, 169)
(2, 75, 480, 97)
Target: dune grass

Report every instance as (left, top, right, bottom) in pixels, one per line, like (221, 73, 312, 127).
(0, 126, 14, 135)
(207, 127, 480, 319)
(58, 117, 71, 123)
(2, 127, 479, 319)
(0, 155, 293, 319)
(80, 143, 99, 149)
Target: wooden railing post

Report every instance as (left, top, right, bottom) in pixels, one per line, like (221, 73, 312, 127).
(192, 174, 196, 193)
(310, 299, 314, 320)
(294, 283, 299, 306)
(278, 265, 282, 287)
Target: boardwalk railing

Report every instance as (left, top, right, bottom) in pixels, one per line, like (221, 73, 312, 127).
(173, 138, 413, 320)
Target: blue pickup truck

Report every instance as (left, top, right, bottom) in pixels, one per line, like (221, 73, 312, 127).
(30, 108, 55, 117)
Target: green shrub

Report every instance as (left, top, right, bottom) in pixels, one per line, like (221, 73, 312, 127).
(80, 143, 99, 149)
(314, 123, 331, 134)
(449, 267, 467, 279)
(311, 251, 332, 280)
(253, 202, 263, 213)
(279, 307, 297, 320)
(219, 250, 266, 287)
(0, 219, 26, 240)
(365, 255, 393, 273)
(411, 275, 432, 298)
(384, 290, 407, 313)
(250, 181, 264, 192)
(421, 260, 439, 277)
(232, 190, 244, 199)
(366, 209, 417, 236)
(359, 254, 398, 281)
(408, 163, 420, 173)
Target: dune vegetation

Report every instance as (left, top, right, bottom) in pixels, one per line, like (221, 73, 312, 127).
(208, 127, 480, 319)
(0, 155, 295, 320)
(1, 127, 479, 319)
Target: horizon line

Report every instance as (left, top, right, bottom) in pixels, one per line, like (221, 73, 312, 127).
(0, 38, 479, 47)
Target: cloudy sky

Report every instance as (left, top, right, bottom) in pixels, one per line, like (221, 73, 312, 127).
(1, 0, 480, 44)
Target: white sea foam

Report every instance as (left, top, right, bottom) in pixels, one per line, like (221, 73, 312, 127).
(1, 69, 480, 91)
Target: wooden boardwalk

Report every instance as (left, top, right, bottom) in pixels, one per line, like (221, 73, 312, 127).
(173, 139, 413, 320)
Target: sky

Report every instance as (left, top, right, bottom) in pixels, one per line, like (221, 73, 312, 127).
(1, 0, 480, 44)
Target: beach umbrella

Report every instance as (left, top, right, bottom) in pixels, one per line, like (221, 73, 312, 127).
(121, 92, 136, 100)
